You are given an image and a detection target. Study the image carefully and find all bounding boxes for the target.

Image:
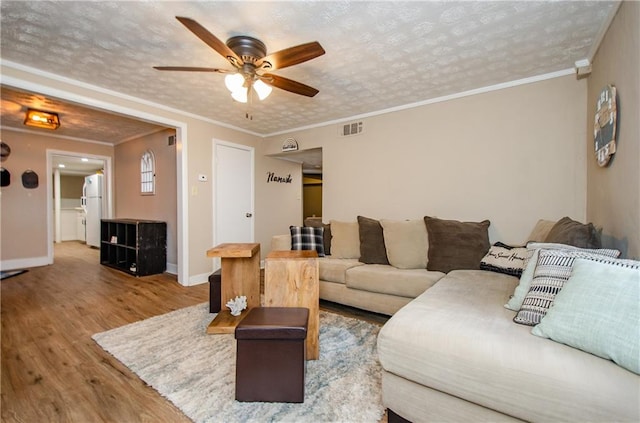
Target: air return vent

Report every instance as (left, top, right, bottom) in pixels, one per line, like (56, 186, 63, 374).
(168, 135, 176, 146)
(339, 121, 363, 136)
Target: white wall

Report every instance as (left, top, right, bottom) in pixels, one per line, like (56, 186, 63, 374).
(254, 156, 302, 259)
(0, 129, 113, 269)
(115, 129, 179, 271)
(261, 75, 588, 246)
(3, 64, 597, 276)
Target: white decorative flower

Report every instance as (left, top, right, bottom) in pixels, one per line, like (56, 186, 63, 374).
(226, 295, 247, 316)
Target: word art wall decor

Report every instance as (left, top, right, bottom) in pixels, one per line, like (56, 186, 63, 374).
(267, 172, 293, 184)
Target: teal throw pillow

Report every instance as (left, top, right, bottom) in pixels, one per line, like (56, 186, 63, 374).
(532, 257, 640, 375)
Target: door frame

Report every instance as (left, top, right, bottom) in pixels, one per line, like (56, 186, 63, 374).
(46, 149, 113, 261)
(212, 139, 255, 269)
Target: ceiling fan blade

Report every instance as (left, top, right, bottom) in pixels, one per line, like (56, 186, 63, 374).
(256, 41, 325, 71)
(153, 66, 230, 73)
(175, 16, 243, 66)
(261, 74, 319, 97)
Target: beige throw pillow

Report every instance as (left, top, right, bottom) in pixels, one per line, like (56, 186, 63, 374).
(380, 219, 429, 269)
(329, 220, 360, 259)
(526, 219, 557, 242)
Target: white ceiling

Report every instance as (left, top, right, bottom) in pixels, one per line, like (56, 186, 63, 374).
(0, 1, 618, 139)
(51, 154, 105, 176)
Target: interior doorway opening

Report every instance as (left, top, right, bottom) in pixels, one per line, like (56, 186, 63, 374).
(270, 147, 323, 222)
(303, 173, 322, 220)
(47, 150, 112, 263)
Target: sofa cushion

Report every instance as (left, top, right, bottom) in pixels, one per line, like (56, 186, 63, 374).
(480, 242, 527, 277)
(357, 216, 389, 265)
(318, 257, 363, 284)
(329, 220, 360, 259)
(543, 216, 601, 249)
(424, 216, 490, 273)
(504, 243, 620, 312)
(377, 270, 640, 422)
(380, 219, 428, 269)
(346, 265, 444, 298)
(289, 225, 325, 257)
(532, 257, 640, 375)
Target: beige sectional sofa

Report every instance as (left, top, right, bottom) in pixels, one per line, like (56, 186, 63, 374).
(378, 268, 639, 422)
(274, 216, 639, 422)
(376, 221, 639, 422)
(272, 216, 548, 316)
(272, 215, 472, 315)
(271, 237, 445, 315)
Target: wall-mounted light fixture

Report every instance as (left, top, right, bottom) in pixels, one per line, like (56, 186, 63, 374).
(24, 109, 60, 130)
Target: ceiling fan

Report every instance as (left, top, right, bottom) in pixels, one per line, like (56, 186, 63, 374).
(154, 17, 325, 104)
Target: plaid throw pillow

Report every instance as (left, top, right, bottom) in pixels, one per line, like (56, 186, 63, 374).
(290, 226, 325, 257)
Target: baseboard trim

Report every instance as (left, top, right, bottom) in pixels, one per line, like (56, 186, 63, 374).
(166, 262, 178, 275)
(0, 256, 51, 271)
(185, 272, 210, 287)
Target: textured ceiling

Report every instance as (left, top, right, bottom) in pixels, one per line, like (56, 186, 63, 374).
(0, 1, 617, 137)
(1, 86, 170, 144)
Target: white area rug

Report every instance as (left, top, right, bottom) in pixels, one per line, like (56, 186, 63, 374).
(92, 303, 384, 423)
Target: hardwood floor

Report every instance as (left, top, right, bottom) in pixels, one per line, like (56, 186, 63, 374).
(1, 241, 389, 422)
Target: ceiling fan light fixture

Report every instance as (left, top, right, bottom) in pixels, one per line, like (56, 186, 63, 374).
(24, 108, 60, 130)
(231, 87, 248, 103)
(253, 79, 272, 100)
(156, 18, 324, 107)
(224, 73, 245, 92)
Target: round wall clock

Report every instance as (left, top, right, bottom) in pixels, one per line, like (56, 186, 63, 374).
(593, 85, 618, 167)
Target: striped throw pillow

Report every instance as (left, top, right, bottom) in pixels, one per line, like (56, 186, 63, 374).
(514, 248, 620, 326)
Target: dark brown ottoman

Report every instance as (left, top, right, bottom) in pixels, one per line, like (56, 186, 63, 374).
(235, 307, 309, 403)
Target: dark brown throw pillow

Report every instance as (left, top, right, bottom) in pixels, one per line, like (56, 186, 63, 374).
(543, 216, 601, 249)
(357, 216, 389, 265)
(304, 220, 332, 255)
(424, 216, 490, 273)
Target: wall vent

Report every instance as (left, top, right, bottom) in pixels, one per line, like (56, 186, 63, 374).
(339, 121, 364, 136)
(168, 135, 176, 146)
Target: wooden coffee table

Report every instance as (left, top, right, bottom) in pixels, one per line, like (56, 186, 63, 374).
(263, 250, 319, 360)
(205, 243, 260, 334)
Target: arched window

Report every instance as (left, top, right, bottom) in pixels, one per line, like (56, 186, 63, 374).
(140, 149, 155, 195)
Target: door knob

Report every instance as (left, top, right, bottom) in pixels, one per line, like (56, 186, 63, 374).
(246, 213, 253, 218)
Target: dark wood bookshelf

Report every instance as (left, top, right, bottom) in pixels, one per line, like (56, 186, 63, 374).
(100, 219, 166, 276)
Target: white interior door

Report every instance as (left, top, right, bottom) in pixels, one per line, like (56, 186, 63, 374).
(214, 141, 254, 248)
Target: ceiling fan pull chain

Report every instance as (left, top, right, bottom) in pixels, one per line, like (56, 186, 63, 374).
(245, 86, 254, 120)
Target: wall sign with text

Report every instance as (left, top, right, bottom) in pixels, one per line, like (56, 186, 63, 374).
(267, 172, 292, 183)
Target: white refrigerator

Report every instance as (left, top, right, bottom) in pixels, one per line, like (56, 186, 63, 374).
(82, 174, 104, 248)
